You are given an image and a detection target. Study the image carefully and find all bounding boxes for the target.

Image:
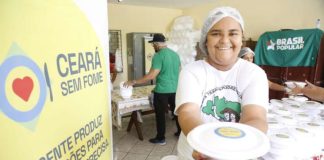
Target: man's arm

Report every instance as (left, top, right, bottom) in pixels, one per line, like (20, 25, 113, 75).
(239, 104, 268, 133)
(123, 68, 160, 87)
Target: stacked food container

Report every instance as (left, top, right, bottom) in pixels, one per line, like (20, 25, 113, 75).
(264, 97, 324, 160)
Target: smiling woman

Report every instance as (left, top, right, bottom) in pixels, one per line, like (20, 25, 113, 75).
(205, 17, 243, 71)
(175, 6, 269, 160)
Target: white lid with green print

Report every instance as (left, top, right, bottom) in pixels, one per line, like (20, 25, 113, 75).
(187, 122, 270, 160)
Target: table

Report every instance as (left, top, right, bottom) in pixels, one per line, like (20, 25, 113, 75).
(111, 85, 155, 140)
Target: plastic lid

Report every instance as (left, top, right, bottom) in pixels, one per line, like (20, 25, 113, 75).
(268, 121, 284, 130)
(261, 153, 276, 160)
(277, 115, 297, 125)
(285, 81, 306, 89)
(282, 98, 301, 106)
(292, 96, 308, 102)
(267, 116, 277, 122)
(267, 113, 277, 119)
(289, 127, 312, 139)
(286, 104, 304, 113)
(287, 104, 301, 109)
(274, 108, 291, 116)
(269, 146, 294, 156)
(161, 155, 178, 160)
(270, 132, 295, 148)
(318, 104, 324, 110)
(187, 122, 270, 160)
(316, 117, 324, 126)
(270, 99, 284, 107)
(294, 113, 311, 122)
(302, 101, 321, 108)
(301, 122, 321, 132)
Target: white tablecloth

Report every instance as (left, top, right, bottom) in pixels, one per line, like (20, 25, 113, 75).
(111, 85, 154, 130)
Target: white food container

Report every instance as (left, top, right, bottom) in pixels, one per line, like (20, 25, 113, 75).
(187, 122, 270, 160)
(119, 82, 133, 99)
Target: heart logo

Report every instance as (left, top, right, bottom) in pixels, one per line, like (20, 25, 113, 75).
(12, 76, 34, 102)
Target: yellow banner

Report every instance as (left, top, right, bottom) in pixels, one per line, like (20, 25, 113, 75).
(0, 0, 112, 159)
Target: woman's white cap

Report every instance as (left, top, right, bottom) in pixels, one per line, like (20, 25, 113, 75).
(239, 47, 255, 58)
(199, 6, 244, 55)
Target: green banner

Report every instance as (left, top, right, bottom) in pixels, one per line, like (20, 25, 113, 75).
(255, 29, 323, 67)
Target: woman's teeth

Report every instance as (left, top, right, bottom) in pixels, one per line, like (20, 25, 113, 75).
(219, 47, 231, 50)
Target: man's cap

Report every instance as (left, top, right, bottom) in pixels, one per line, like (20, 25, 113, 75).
(199, 6, 244, 55)
(149, 33, 166, 43)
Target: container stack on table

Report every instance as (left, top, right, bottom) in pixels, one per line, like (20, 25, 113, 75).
(264, 97, 324, 160)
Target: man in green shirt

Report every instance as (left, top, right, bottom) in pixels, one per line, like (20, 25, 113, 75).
(124, 33, 181, 145)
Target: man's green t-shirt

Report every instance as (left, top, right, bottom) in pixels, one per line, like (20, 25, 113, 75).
(152, 48, 180, 93)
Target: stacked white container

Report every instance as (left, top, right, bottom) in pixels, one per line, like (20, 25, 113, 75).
(265, 97, 324, 160)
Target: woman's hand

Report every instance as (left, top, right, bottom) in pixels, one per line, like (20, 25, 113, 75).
(301, 80, 324, 101)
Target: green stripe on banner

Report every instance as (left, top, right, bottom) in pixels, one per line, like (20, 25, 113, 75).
(255, 29, 323, 67)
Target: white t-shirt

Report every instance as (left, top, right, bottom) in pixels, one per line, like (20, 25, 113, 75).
(175, 59, 269, 160)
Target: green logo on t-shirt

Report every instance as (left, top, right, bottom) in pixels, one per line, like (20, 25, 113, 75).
(202, 96, 241, 122)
